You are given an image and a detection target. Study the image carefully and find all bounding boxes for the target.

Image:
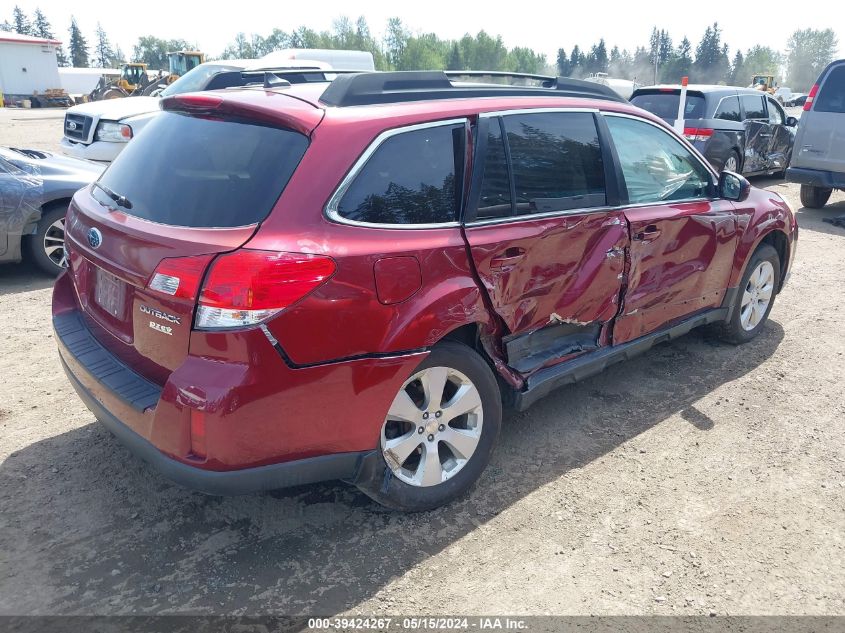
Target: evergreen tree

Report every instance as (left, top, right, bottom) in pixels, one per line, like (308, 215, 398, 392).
(730, 50, 744, 84)
(12, 6, 32, 35)
(68, 17, 89, 67)
(693, 22, 730, 84)
(556, 48, 570, 76)
(93, 22, 115, 67)
(569, 45, 584, 78)
(1, 20, 12, 32)
(587, 39, 608, 74)
(660, 36, 692, 83)
(447, 42, 464, 70)
(33, 9, 69, 66)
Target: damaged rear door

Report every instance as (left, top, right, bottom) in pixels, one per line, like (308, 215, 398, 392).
(463, 110, 628, 374)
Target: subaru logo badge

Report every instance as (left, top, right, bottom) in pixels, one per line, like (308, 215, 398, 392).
(87, 227, 102, 249)
(66, 120, 78, 131)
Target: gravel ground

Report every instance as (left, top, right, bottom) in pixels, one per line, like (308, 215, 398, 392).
(0, 108, 844, 617)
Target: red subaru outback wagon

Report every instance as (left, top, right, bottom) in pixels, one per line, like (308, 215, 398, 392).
(53, 71, 797, 511)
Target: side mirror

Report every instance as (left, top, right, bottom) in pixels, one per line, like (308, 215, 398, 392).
(786, 116, 799, 127)
(720, 170, 751, 203)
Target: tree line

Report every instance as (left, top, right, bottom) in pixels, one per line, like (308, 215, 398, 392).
(1, 8, 838, 92)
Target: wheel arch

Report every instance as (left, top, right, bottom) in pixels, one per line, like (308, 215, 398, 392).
(731, 227, 792, 294)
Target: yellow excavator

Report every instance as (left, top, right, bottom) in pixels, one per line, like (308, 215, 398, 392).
(141, 51, 206, 95)
(89, 63, 158, 100)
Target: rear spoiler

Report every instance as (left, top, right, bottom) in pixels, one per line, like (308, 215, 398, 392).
(160, 91, 324, 135)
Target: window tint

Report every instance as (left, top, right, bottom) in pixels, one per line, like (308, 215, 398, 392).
(630, 93, 707, 120)
(336, 124, 462, 225)
(94, 112, 308, 228)
(767, 99, 784, 125)
(605, 116, 712, 204)
(476, 119, 512, 219)
(714, 96, 741, 122)
(502, 112, 606, 214)
(741, 95, 766, 119)
(816, 64, 845, 113)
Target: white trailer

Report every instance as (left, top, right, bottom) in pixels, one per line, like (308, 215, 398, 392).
(0, 32, 62, 102)
(58, 67, 121, 99)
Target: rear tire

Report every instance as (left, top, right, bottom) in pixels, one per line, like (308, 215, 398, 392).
(356, 341, 502, 511)
(800, 184, 832, 209)
(723, 151, 741, 174)
(26, 203, 68, 276)
(713, 244, 780, 345)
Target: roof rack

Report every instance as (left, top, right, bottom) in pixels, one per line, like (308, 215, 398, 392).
(318, 70, 625, 107)
(444, 70, 558, 87)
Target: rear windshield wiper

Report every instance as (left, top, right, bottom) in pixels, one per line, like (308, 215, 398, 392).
(93, 182, 133, 210)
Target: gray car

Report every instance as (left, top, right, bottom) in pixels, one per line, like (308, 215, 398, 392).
(787, 59, 845, 208)
(0, 147, 103, 274)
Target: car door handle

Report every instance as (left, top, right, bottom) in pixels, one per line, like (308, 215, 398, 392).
(634, 224, 661, 241)
(490, 248, 526, 269)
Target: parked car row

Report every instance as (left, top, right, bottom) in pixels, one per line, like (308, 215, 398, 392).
(6, 56, 844, 510)
(51, 71, 797, 510)
(630, 85, 798, 176)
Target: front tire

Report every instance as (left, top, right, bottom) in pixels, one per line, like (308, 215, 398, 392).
(714, 244, 780, 345)
(26, 203, 68, 275)
(356, 341, 502, 511)
(800, 184, 832, 209)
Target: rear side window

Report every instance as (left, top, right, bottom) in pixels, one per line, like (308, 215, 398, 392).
(714, 96, 741, 122)
(630, 93, 707, 120)
(94, 112, 308, 227)
(816, 64, 845, 113)
(741, 95, 766, 119)
(476, 120, 512, 219)
(335, 123, 463, 225)
(502, 112, 606, 214)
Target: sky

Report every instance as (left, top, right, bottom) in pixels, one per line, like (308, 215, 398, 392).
(4, 0, 843, 63)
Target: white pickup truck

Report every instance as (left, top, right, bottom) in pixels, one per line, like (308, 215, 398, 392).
(60, 50, 375, 163)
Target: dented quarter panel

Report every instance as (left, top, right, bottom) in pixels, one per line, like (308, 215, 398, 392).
(613, 199, 738, 343)
(463, 210, 629, 337)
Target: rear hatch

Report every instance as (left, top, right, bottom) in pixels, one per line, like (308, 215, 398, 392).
(793, 62, 845, 172)
(64, 91, 321, 384)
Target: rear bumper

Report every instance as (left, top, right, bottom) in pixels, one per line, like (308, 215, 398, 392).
(59, 354, 372, 495)
(53, 271, 425, 494)
(786, 166, 845, 189)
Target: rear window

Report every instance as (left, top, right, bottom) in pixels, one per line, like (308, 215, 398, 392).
(630, 92, 707, 120)
(94, 112, 308, 227)
(740, 95, 766, 119)
(816, 64, 845, 113)
(335, 123, 464, 225)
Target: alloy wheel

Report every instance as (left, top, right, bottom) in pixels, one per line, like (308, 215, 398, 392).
(724, 155, 738, 172)
(43, 217, 67, 269)
(740, 260, 774, 331)
(381, 366, 484, 487)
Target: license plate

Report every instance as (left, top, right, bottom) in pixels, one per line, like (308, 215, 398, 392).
(94, 268, 125, 319)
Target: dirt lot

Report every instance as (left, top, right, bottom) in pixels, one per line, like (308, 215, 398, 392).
(0, 108, 844, 618)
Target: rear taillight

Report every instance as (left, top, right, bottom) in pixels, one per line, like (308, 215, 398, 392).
(195, 250, 336, 329)
(147, 255, 214, 301)
(803, 84, 819, 111)
(683, 127, 714, 143)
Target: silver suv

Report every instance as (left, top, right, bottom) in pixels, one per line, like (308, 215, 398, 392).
(787, 59, 845, 208)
